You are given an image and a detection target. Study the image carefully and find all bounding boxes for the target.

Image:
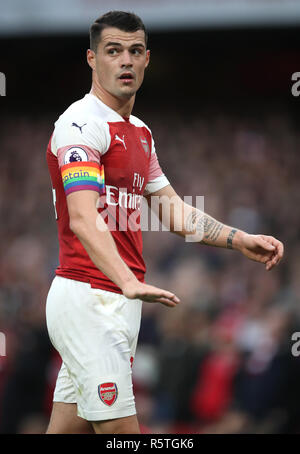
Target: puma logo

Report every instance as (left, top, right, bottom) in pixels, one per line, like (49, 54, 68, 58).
(115, 134, 127, 150)
(72, 122, 87, 134)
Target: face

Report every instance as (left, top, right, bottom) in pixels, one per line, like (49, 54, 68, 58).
(88, 27, 150, 100)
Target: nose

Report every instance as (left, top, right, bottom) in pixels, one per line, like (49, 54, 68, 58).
(120, 50, 133, 68)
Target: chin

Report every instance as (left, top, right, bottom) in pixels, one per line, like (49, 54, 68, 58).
(118, 89, 136, 99)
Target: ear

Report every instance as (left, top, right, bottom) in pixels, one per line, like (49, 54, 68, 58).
(87, 49, 96, 70)
(145, 49, 150, 69)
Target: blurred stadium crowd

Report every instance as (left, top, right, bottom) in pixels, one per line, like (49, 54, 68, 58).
(0, 108, 299, 434)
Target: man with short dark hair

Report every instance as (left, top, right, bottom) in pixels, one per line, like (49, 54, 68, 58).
(45, 11, 283, 434)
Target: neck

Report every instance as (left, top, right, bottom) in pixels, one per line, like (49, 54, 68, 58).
(90, 76, 135, 119)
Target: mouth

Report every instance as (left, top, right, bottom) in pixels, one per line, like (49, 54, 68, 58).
(118, 72, 135, 83)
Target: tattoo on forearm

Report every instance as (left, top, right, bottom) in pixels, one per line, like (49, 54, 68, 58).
(227, 228, 237, 249)
(207, 222, 224, 241)
(185, 211, 224, 243)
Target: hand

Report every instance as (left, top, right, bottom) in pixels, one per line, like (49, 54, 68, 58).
(238, 233, 284, 271)
(122, 279, 180, 308)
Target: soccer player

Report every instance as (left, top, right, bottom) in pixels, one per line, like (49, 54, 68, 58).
(45, 11, 284, 434)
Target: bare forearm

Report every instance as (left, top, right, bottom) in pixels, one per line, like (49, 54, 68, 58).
(149, 186, 283, 268)
(70, 212, 136, 289)
(154, 192, 243, 249)
(186, 206, 243, 248)
(172, 201, 245, 249)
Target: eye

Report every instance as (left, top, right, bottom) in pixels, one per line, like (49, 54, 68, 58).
(107, 48, 118, 55)
(131, 48, 143, 55)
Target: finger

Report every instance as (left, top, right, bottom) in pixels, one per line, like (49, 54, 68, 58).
(155, 297, 179, 307)
(256, 236, 276, 252)
(266, 261, 274, 271)
(265, 254, 280, 270)
(155, 293, 180, 305)
(152, 289, 180, 304)
(140, 290, 180, 305)
(275, 241, 284, 261)
(257, 237, 282, 270)
(262, 236, 284, 259)
(141, 296, 177, 307)
(268, 245, 284, 269)
(169, 294, 180, 303)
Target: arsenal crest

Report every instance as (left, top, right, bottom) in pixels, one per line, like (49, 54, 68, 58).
(98, 382, 118, 406)
(139, 136, 150, 157)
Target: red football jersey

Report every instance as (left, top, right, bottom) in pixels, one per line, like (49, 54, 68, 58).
(47, 93, 169, 293)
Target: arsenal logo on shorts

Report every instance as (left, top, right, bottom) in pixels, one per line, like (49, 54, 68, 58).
(98, 382, 118, 406)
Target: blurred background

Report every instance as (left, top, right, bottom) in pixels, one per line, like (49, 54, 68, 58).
(1, 0, 300, 434)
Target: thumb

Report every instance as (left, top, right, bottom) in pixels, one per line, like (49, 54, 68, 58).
(256, 236, 275, 251)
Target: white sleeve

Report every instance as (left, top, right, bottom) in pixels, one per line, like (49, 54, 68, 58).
(51, 114, 111, 159)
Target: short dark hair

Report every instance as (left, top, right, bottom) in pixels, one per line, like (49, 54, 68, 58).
(90, 11, 148, 52)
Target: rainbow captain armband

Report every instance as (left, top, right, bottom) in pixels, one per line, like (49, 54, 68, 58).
(61, 161, 105, 195)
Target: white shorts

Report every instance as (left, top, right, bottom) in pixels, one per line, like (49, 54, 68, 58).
(45, 276, 142, 421)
